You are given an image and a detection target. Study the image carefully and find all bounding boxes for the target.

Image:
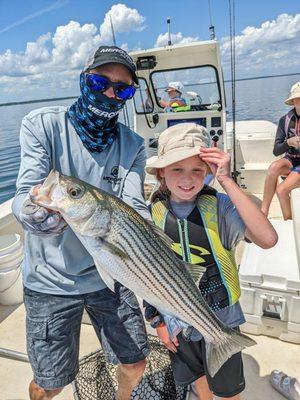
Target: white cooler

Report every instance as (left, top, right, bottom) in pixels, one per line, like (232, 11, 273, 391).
(239, 216, 300, 344)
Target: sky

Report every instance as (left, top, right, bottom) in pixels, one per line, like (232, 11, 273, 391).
(0, 0, 299, 102)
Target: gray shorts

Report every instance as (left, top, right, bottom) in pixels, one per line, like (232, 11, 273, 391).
(24, 283, 150, 390)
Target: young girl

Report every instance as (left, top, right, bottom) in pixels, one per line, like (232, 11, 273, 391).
(262, 81, 300, 220)
(145, 123, 278, 400)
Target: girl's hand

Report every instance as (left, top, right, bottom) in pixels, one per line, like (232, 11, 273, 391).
(156, 325, 179, 353)
(287, 136, 300, 149)
(200, 147, 231, 184)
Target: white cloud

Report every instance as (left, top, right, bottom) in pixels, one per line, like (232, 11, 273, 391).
(51, 21, 101, 69)
(25, 33, 52, 64)
(120, 43, 129, 52)
(221, 13, 300, 77)
(0, 33, 51, 77)
(0, 3, 146, 101)
(99, 3, 146, 44)
(154, 32, 199, 48)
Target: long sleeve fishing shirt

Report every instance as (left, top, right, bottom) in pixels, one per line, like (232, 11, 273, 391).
(12, 106, 150, 295)
(273, 108, 300, 157)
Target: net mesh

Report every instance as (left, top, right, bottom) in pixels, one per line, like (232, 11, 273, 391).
(74, 334, 188, 400)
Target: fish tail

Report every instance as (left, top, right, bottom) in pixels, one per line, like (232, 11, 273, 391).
(205, 328, 256, 377)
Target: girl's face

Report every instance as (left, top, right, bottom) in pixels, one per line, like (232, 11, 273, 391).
(294, 97, 300, 108)
(160, 155, 208, 203)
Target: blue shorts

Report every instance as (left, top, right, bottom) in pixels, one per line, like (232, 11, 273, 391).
(24, 284, 150, 390)
(284, 155, 300, 173)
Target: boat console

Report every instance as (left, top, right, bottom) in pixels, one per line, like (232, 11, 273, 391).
(130, 41, 227, 157)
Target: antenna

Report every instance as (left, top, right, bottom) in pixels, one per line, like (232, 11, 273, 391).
(208, 0, 216, 39)
(109, 15, 116, 46)
(167, 17, 171, 46)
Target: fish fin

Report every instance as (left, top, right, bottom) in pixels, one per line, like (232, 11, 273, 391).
(149, 222, 174, 248)
(103, 241, 130, 261)
(184, 263, 206, 284)
(94, 260, 115, 292)
(205, 328, 256, 377)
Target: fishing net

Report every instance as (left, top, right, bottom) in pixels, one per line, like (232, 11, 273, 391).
(74, 334, 188, 400)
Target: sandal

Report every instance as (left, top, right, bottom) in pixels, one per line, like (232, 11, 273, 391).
(270, 370, 300, 400)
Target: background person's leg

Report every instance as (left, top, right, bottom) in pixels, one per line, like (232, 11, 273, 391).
(276, 171, 300, 219)
(261, 158, 291, 216)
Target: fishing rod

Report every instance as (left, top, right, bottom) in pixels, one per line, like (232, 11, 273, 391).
(109, 15, 132, 128)
(229, 0, 238, 183)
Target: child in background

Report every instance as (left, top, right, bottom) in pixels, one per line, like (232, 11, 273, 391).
(261, 81, 300, 220)
(145, 123, 278, 400)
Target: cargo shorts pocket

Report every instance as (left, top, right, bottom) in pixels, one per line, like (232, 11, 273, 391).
(123, 290, 140, 310)
(118, 289, 149, 353)
(118, 289, 142, 320)
(26, 317, 55, 378)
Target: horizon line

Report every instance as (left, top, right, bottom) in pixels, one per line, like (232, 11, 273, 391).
(1, 71, 299, 108)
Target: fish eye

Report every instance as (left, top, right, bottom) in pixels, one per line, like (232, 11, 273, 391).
(68, 185, 84, 199)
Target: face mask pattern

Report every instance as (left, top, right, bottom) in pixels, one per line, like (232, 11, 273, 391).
(67, 73, 126, 152)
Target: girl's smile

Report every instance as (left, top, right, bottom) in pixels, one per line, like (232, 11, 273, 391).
(178, 185, 195, 191)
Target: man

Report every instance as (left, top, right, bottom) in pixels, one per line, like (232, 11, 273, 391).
(160, 81, 188, 112)
(12, 46, 150, 400)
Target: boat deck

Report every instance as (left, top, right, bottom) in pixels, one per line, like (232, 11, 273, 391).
(0, 304, 299, 400)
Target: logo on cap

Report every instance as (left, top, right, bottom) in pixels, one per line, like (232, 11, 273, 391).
(98, 48, 135, 69)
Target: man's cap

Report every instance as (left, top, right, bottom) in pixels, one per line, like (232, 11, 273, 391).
(165, 81, 184, 93)
(285, 82, 300, 106)
(146, 123, 211, 175)
(84, 45, 138, 85)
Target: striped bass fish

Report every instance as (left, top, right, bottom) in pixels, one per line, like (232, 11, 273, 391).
(32, 170, 256, 377)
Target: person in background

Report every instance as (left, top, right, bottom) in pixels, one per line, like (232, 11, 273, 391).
(160, 81, 189, 112)
(12, 45, 150, 400)
(144, 123, 277, 400)
(261, 82, 300, 220)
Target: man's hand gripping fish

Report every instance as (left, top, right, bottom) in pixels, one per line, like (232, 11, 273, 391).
(31, 170, 256, 377)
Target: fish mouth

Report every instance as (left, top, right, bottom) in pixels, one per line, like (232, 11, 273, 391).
(30, 170, 62, 211)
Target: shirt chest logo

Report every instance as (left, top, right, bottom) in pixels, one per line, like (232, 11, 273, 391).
(103, 166, 122, 185)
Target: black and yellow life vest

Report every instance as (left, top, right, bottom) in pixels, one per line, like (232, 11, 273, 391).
(150, 190, 241, 311)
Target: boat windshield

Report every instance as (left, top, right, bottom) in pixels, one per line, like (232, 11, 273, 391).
(134, 78, 154, 114)
(151, 65, 221, 112)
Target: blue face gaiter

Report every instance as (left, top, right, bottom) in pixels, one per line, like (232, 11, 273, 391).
(67, 73, 126, 152)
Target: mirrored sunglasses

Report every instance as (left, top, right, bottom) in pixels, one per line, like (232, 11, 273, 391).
(85, 73, 136, 100)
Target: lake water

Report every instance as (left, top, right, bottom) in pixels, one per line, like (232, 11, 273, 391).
(0, 74, 299, 205)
